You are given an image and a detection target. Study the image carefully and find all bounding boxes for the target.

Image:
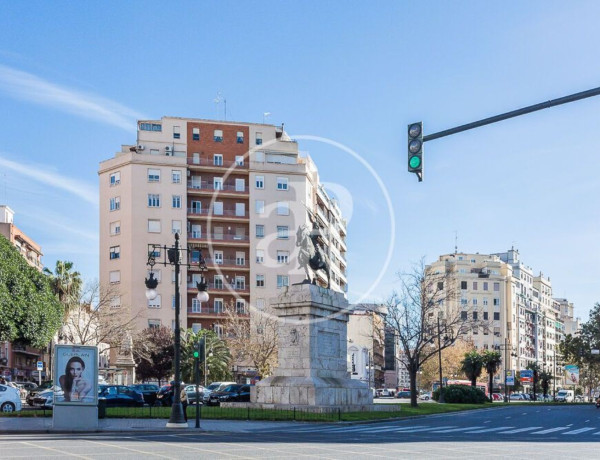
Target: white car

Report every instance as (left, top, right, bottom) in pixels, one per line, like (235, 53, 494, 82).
(0, 383, 22, 412)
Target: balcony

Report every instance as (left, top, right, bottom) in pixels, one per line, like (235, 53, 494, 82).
(187, 282, 250, 294)
(187, 233, 249, 245)
(187, 208, 248, 220)
(187, 157, 249, 170)
(187, 180, 249, 195)
(187, 306, 250, 316)
(188, 257, 249, 270)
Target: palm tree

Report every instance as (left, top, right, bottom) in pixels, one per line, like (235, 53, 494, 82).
(461, 351, 483, 387)
(482, 350, 502, 401)
(181, 329, 232, 384)
(43, 260, 82, 316)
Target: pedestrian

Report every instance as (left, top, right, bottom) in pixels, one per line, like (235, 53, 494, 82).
(180, 387, 188, 422)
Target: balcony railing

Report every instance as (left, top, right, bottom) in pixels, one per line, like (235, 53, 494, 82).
(188, 306, 249, 315)
(187, 181, 249, 193)
(187, 158, 248, 169)
(203, 257, 248, 267)
(187, 233, 249, 242)
(187, 282, 249, 293)
(187, 208, 247, 218)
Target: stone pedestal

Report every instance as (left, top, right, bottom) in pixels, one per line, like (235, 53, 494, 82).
(250, 283, 373, 410)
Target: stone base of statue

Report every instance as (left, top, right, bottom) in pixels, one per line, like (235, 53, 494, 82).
(226, 283, 391, 412)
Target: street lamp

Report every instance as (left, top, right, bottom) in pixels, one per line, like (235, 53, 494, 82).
(145, 233, 208, 428)
(437, 312, 445, 404)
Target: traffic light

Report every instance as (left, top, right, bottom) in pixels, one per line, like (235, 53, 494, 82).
(194, 337, 205, 361)
(408, 122, 424, 181)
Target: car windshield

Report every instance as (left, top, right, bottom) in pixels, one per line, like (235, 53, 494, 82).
(207, 384, 220, 390)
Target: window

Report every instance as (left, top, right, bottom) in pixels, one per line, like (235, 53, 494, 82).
(148, 194, 160, 207)
(236, 299, 246, 314)
(255, 200, 265, 214)
(213, 154, 223, 166)
(483, 282, 489, 291)
(192, 127, 200, 141)
(277, 226, 289, 239)
(148, 169, 160, 182)
(277, 201, 289, 215)
(461, 311, 468, 320)
(256, 274, 265, 287)
(277, 177, 288, 190)
(461, 281, 467, 290)
(472, 299, 478, 306)
(109, 246, 120, 259)
(191, 224, 201, 239)
(148, 219, 161, 233)
(236, 251, 245, 266)
(255, 132, 262, 145)
(173, 126, 180, 139)
(235, 203, 245, 217)
(235, 155, 244, 166)
(235, 178, 245, 192)
(277, 275, 289, 289)
(493, 298, 500, 306)
(473, 312, 478, 320)
(255, 176, 264, 189)
(493, 312, 500, 321)
(214, 299, 223, 313)
(213, 177, 223, 190)
(192, 323, 202, 333)
(255, 299, 265, 310)
(256, 225, 264, 238)
(494, 282, 500, 291)
(109, 172, 120, 186)
(437, 282, 444, 290)
(461, 298, 468, 305)
(213, 324, 223, 338)
(171, 220, 182, 235)
(110, 197, 120, 211)
(235, 276, 245, 290)
(213, 201, 223, 215)
(214, 129, 223, 142)
(172, 170, 181, 183)
(140, 123, 162, 132)
(237, 131, 244, 143)
(214, 275, 224, 290)
(191, 200, 201, 213)
(148, 294, 161, 309)
(172, 195, 181, 208)
(110, 221, 121, 235)
(473, 282, 478, 290)
(256, 249, 264, 264)
(110, 296, 121, 308)
(277, 250, 289, 264)
(109, 270, 120, 284)
(483, 298, 489, 306)
(214, 251, 223, 265)
(191, 299, 201, 313)
(483, 312, 489, 320)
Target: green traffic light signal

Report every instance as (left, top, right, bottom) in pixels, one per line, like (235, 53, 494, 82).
(193, 351, 199, 358)
(409, 155, 421, 169)
(407, 121, 424, 182)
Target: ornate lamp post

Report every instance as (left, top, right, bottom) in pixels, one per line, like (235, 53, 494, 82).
(145, 233, 208, 428)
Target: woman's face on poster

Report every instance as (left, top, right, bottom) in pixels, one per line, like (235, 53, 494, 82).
(69, 361, 84, 378)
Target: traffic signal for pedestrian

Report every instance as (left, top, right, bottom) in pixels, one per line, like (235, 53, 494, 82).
(408, 122, 424, 181)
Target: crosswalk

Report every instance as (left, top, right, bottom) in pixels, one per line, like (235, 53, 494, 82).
(274, 423, 600, 436)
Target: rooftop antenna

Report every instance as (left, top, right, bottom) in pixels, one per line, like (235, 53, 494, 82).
(213, 92, 223, 119)
(454, 231, 458, 254)
(263, 112, 271, 124)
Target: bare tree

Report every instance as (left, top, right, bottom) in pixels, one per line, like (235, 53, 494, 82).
(223, 302, 279, 379)
(60, 281, 139, 350)
(385, 259, 487, 407)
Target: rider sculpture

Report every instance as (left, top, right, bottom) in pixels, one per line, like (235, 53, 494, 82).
(296, 209, 330, 289)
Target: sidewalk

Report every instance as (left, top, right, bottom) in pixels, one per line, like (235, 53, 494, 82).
(0, 416, 303, 434)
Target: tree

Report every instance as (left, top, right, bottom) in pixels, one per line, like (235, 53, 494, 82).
(385, 259, 484, 407)
(133, 326, 173, 384)
(482, 350, 502, 401)
(224, 301, 278, 379)
(0, 235, 63, 347)
(420, 339, 475, 389)
(43, 260, 82, 317)
(461, 351, 483, 387)
(526, 362, 541, 401)
(180, 329, 232, 384)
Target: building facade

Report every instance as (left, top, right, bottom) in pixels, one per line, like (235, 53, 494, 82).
(347, 304, 386, 389)
(0, 205, 46, 382)
(98, 117, 348, 378)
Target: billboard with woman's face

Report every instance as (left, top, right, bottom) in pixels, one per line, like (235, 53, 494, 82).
(54, 345, 98, 406)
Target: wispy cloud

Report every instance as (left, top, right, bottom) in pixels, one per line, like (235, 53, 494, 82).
(0, 154, 98, 206)
(0, 64, 146, 131)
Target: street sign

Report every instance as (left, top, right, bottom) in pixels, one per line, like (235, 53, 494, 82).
(506, 370, 515, 386)
(520, 369, 533, 383)
(37, 361, 43, 371)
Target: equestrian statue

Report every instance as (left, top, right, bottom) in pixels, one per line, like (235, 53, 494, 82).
(296, 208, 331, 289)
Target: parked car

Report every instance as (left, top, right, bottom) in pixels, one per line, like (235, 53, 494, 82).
(419, 392, 431, 401)
(376, 388, 394, 398)
(131, 384, 160, 405)
(395, 391, 412, 399)
(156, 385, 174, 406)
(26, 381, 54, 406)
(492, 393, 503, 401)
(556, 389, 575, 402)
(16, 382, 38, 392)
(0, 383, 22, 412)
(510, 393, 525, 400)
(184, 384, 206, 404)
(207, 384, 251, 406)
(98, 385, 144, 407)
(33, 387, 63, 409)
(202, 382, 236, 404)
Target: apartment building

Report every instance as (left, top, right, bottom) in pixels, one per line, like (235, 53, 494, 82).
(347, 304, 386, 389)
(0, 205, 45, 382)
(98, 117, 348, 353)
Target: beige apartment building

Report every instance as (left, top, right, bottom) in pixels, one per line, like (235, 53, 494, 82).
(98, 117, 347, 378)
(0, 205, 46, 382)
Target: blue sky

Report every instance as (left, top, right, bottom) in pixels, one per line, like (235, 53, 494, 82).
(0, 1, 598, 320)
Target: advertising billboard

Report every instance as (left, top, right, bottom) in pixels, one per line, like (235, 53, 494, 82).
(520, 369, 533, 383)
(565, 365, 579, 385)
(54, 344, 98, 406)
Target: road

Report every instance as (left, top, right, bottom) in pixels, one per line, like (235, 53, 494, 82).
(1, 405, 600, 459)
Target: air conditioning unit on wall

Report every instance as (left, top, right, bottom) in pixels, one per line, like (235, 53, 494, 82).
(165, 146, 172, 152)
(137, 144, 145, 151)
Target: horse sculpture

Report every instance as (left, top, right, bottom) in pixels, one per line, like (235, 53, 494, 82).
(296, 213, 331, 289)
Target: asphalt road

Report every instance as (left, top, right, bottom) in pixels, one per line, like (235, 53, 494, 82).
(2, 405, 600, 459)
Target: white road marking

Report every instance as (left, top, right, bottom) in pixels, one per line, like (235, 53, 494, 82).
(390, 426, 455, 433)
(531, 426, 570, 434)
(19, 442, 92, 460)
(499, 426, 543, 434)
(562, 427, 596, 435)
(430, 426, 481, 433)
(465, 426, 514, 434)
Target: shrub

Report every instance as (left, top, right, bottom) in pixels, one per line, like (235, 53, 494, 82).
(432, 385, 488, 404)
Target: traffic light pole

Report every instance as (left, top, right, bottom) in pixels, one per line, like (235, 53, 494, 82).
(422, 86, 600, 143)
